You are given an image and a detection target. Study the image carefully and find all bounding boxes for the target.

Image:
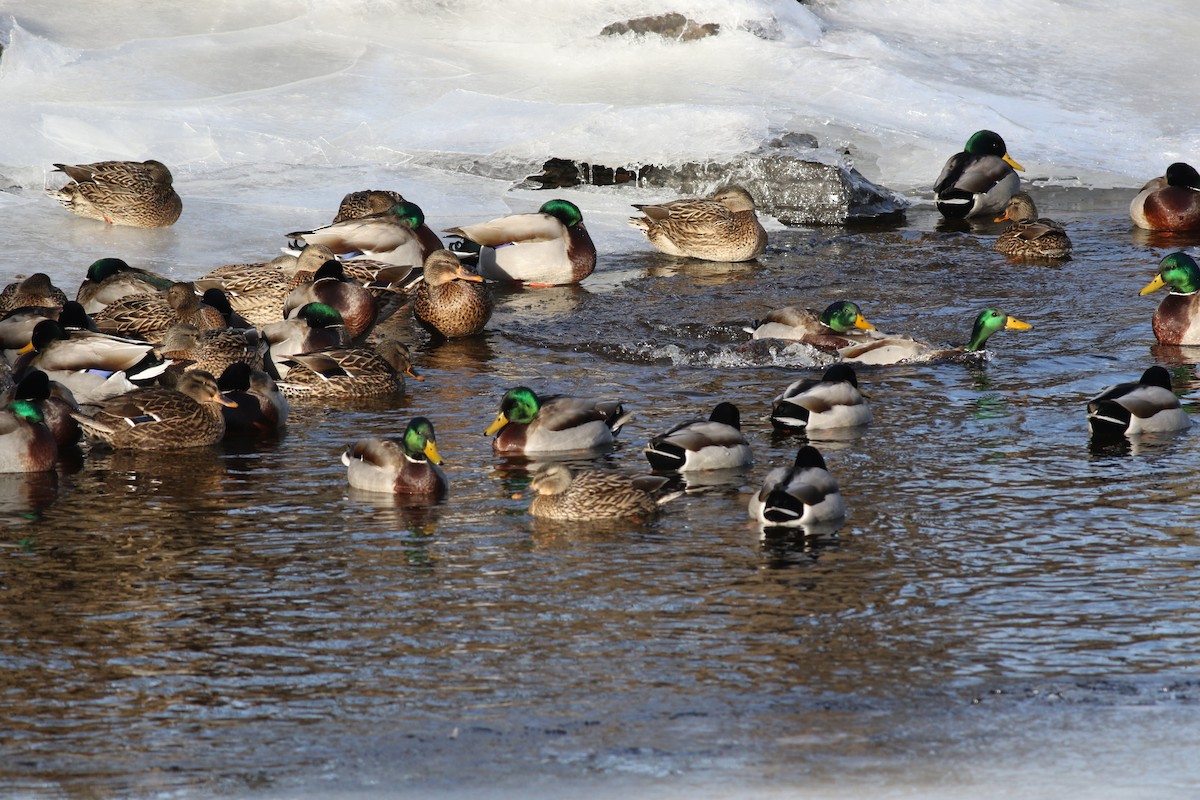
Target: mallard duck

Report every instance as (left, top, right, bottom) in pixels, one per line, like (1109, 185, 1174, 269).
(274, 339, 415, 400)
(1130, 162, 1200, 231)
(933, 130, 1024, 219)
(1139, 252, 1200, 345)
(93, 282, 226, 342)
(287, 201, 431, 267)
(333, 189, 445, 256)
(283, 260, 379, 343)
(748, 445, 844, 527)
(486, 386, 630, 455)
(527, 463, 676, 521)
(1, 305, 68, 351)
(262, 303, 350, 368)
(1087, 365, 1191, 437)
(216, 362, 289, 437)
(195, 245, 337, 327)
(746, 300, 878, 351)
(643, 401, 752, 471)
(3, 369, 80, 448)
(444, 199, 596, 286)
(0, 274, 68, 314)
(770, 363, 871, 430)
(199, 288, 253, 329)
(0, 394, 58, 473)
(13, 319, 168, 404)
(993, 192, 1072, 259)
(75, 258, 174, 314)
(157, 323, 266, 378)
(837, 309, 1031, 366)
(413, 250, 494, 338)
(72, 370, 235, 450)
(342, 417, 447, 497)
(629, 185, 768, 262)
(48, 159, 182, 227)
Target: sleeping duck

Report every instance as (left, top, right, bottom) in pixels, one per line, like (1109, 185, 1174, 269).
(748, 445, 844, 527)
(485, 386, 629, 455)
(1087, 365, 1191, 437)
(933, 130, 1024, 219)
(993, 192, 1072, 259)
(770, 363, 871, 431)
(1139, 252, 1200, 345)
(643, 401, 752, 471)
(1130, 162, 1200, 232)
(837, 309, 1031, 366)
(444, 199, 596, 286)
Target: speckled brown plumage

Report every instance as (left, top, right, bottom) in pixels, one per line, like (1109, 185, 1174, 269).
(0, 274, 68, 314)
(413, 250, 493, 338)
(994, 193, 1072, 259)
(629, 184, 767, 262)
(527, 464, 674, 521)
(157, 324, 267, 378)
(71, 370, 232, 450)
(93, 282, 227, 342)
(49, 159, 182, 228)
(275, 339, 414, 400)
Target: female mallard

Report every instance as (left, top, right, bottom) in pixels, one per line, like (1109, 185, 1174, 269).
(0, 273, 68, 314)
(629, 184, 768, 262)
(262, 303, 350, 368)
(0, 395, 58, 473)
(196, 245, 337, 327)
(933, 130, 1024, 219)
(527, 463, 675, 521)
(643, 401, 752, 471)
(1139, 252, 1200, 345)
(746, 300, 878, 351)
(342, 417, 447, 497)
(333, 190, 445, 256)
(157, 323, 266, 378)
(837, 309, 1031, 366)
(216, 362, 289, 437)
(13, 319, 168, 404)
(444, 199, 596, 286)
(770, 363, 871, 431)
(993, 192, 1072, 259)
(486, 386, 629, 455)
(748, 445, 844, 527)
(75, 257, 174, 314)
(274, 339, 416, 400)
(71, 370, 235, 450)
(1130, 162, 1200, 231)
(4, 369, 82, 447)
(93, 282, 227, 342)
(287, 200, 432, 267)
(413, 250, 494, 339)
(49, 159, 182, 228)
(284, 260, 378, 343)
(1087, 365, 1190, 437)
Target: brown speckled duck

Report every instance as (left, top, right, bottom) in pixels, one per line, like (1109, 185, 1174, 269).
(274, 339, 416, 401)
(0, 274, 68, 314)
(49, 159, 182, 227)
(413, 250, 494, 339)
(93, 282, 227, 342)
(1130, 162, 1200, 232)
(629, 185, 767, 262)
(72, 370, 234, 450)
(527, 464, 676, 521)
(993, 193, 1072, 259)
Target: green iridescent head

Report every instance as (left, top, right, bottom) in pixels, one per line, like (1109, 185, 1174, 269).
(485, 386, 541, 434)
(86, 257, 132, 282)
(965, 308, 1032, 351)
(1141, 252, 1200, 296)
(7, 399, 44, 425)
(403, 417, 442, 464)
(819, 300, 876, 334)
(297, 302, 345, 329)
(388, 201, 425, 229)
(539, 199, 584, 228)
(963, 130, 1023, 171)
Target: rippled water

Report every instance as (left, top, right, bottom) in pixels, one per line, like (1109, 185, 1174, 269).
(4, 189, 1200, 799)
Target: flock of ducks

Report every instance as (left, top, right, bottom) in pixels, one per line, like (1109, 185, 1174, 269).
(4, 137, 1198, 526)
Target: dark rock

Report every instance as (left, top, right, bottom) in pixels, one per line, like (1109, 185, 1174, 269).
(599, 13, 720, 42)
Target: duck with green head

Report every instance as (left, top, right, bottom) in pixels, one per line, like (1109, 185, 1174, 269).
(1140, 252, 1200, 345)
(444, 199, 596, 286)
(0, 394, 59, 472)
(934, 130, 1024, 219)
(837, 309, 1031, 365)
(286, 201, 433, 267)
(342, 417, 447, 497)
(747, 300, 879, 352)
(485, 386, 629, 455)
(75, 257, 174, 314)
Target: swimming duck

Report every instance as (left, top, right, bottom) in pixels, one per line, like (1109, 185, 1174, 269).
(770, 363, 871, 431)
(48, 159, 182, 228)
(413, 250, 494, 339)
(486, 386, 630, 455)
(93, 282, 226, 342)
(75, 258, 174, 314)
(1086, 365, 1191, 437)
(274, 339, 416, 400)
(629, 184, 768, 262)
(748, 445, 844, 527)
(287, 201, 431, 267)
(3, 369, 80, 448)
(216, 362, 289, 437)
(933, 130, 1024, 219)
(72, 370, 235, 450)
(527, 463, 676, 521)
(284, 260, 379, 343)
(444, 199, 596, 286)
(836, 309, 1031, 366)
(157, 323, 266, 379)
(993, 192, 1072, 259)
(342, 417, 447, 497)
(643, 401, 752, 471)
(1139, 252, 1200, 345)
(1130, 162, 1200, 231)
(333, 189, 445, 256)
(746, 300, 878, 351)
(0, 394, 58, 473)
(0, 274, 68, 314)
(262, 303, 350, 369)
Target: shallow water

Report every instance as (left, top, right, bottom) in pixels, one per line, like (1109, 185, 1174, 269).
(4, 188, 1200, 799)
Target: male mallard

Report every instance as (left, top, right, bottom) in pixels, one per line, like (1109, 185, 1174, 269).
(933, 130, 1024, 219)
(0, 274, 68, 314)
(1087, 365, 1191, 437)
(746, 299, 878, 351)
(333, 189, 445, 256)
(274, 339, 416, 401)
(216, 362, 289, 437)
(93, 282, 226, 342)
(770, 363, 871, 431)
(75, 258, 174, 314)
(527, 463, 676, 521)
(994, 192, 1072, 259)
(748, 445, 844, 526)
(837, 309, 1031, 366)
(643, 401, 752, 471)
(3, 369, 80, 448)
(157, 323, 266, 378)
(486, 386, 629, 455)
(342, 417, 447, 497)
(1139, 252, 1200, 345)
(0, 394, 57, 473)
(287, 200, 432, 267)
(629, 184, 768, 262)
(49, 159, 182, 228)
(72, 370, 235, 450)
(13, 319, 168, 404)
(262, 303, 350, 369)
(284, 260, 379, 343)
(413, 250, 494, 339)
(444, 199, 596, 286)
(1130, 162, 1200, 231)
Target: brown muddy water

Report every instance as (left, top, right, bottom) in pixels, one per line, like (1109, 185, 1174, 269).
(2, 185, 1200, 799)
